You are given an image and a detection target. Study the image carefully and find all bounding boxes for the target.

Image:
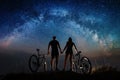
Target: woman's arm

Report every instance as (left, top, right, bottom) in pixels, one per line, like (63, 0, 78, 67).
(73, 43, 78, 52)
(62, 42, 68, 53)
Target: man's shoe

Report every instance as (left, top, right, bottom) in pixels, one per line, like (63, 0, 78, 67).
(62, 68, 65, 72)
(51, 68, 54, 72)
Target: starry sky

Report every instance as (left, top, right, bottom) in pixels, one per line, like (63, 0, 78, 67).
(0, 0, 120, 74)
(0, 0, 120, 55)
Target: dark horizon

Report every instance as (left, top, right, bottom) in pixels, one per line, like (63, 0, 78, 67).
(0, 49, 120, 75)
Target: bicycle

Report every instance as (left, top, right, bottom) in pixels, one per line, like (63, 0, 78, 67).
(28, 49, 47, 72)
(72, 51, 92, 75)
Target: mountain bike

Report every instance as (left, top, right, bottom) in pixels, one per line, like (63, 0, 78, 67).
(28, 49, 47, 72)
(72, 51, 92, 75)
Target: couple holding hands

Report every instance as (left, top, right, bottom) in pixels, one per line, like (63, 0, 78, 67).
(48, 36, 78, 71)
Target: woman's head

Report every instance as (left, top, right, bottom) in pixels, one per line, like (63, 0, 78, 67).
(68, 37, 72, 42)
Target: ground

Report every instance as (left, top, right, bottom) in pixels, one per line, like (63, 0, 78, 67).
(1, 70, 120, 80)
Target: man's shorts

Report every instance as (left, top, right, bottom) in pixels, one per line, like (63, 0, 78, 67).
(51, 52, 59, 59)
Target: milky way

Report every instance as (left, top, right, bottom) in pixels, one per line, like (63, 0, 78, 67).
(0, 0, 120, 57)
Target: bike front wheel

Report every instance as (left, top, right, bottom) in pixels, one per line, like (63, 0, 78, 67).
(28, 55, 39, 72)
(76, 57, 92, 75)
(44, 61, 47, 72)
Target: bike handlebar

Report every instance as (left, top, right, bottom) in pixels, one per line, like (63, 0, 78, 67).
(75, 51, 82, 56)
(39, 54, 48, 58)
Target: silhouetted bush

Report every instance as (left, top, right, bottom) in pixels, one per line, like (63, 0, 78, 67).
(94, 65, 117, 73)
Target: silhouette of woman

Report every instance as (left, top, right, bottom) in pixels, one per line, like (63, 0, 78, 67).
(62, 37, 78, 71)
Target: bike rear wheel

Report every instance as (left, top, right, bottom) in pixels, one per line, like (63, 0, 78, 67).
(80, 57, 92, 74)
(28, 55, 39, 72)
(76, 57, 92, 75)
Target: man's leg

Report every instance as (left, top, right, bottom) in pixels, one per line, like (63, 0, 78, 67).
(55, 55, 59, 70)
(51, 55, 54, 71)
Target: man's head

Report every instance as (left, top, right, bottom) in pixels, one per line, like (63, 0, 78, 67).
(53, 36, 56, 40)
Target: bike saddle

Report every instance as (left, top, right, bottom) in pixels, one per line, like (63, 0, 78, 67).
(78, 51, 81, 53)
(36, 48, 39, 51)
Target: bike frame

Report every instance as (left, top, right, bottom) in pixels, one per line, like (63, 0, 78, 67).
(72, 51, 81, 71)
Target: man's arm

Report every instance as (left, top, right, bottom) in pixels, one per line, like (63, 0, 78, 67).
(57, 42, 62, 53)
(48, 42, 51, 55)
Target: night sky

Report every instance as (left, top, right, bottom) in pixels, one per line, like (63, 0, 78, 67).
(0, 0, 120, 74)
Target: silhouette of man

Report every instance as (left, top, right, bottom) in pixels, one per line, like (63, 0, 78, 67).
(48, 36, 62, 71)
(62, 37, 78, 71)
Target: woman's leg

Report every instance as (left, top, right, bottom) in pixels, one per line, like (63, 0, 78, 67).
(63, 54, 69, 70)
(69, 54, 73, 71)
